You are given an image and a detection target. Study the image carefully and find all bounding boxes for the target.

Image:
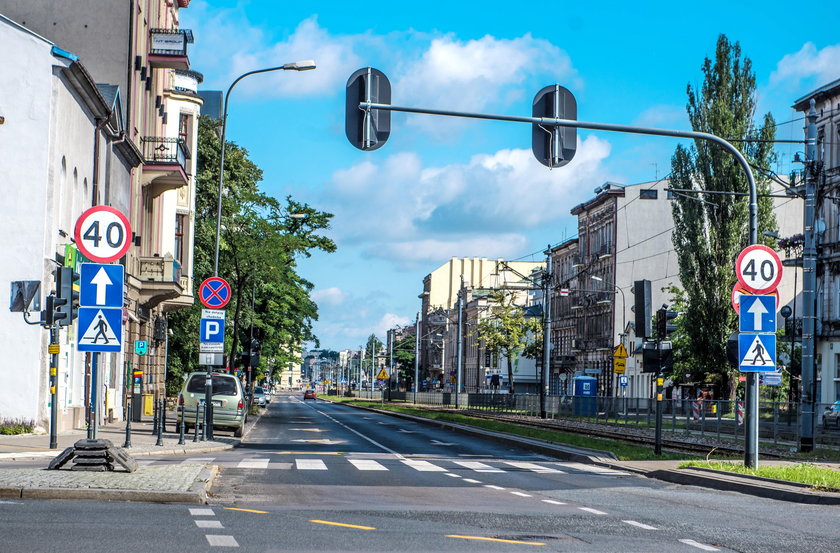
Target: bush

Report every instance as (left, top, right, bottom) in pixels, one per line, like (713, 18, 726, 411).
(0, 418, 35, 435)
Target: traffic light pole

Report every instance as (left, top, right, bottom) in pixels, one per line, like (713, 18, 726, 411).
(49, 322, 59, 449)
(358, 98, 760, 466)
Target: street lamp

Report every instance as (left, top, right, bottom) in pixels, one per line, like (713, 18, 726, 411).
(213, 60, 316, 276)
(590, 275, 626, 343)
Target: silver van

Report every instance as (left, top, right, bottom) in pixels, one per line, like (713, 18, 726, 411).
(179, 372, 247, 437)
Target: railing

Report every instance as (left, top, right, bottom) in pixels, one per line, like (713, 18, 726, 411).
(140, 137, 189, 169)
(344, 391, 840, 449)
(139, 255, 181, 283)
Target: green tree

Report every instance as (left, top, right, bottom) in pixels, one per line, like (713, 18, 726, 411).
(166, 116, 336, 393)
(392, 334, 417, 384)
(670, 35, 778, 399)
(474, 291, 542, 395)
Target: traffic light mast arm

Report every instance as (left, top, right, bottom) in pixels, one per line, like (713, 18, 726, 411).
(359, 100, 758, 245)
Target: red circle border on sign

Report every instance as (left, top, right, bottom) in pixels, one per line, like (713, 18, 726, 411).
(735, 244, 783, 295)
(73, 205, 133, 263)
(199, 277, 232, 309)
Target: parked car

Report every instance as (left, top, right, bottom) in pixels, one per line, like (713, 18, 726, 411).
(179, 372, 247, 437)
(303, 389, 317, 400)
(252, 386, 267, 407)
(823, 400, 840, 429)
(264, 387, 272, 404)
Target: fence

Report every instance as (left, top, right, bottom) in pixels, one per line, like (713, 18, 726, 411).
(346, 390, 840, 449)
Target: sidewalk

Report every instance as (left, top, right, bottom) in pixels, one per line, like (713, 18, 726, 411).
(0, 413, 243, 503)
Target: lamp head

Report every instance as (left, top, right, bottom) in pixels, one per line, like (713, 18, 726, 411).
(284, 60, 316, 71)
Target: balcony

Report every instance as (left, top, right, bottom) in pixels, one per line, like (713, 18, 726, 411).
(148, 29, 193, 70)
(138, 255, 182, 309)
(140, 137, 190, 197)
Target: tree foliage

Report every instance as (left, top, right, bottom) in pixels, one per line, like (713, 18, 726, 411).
(669, 35, 778, 399)
(166, 116, 336, 392)
(474, 291, 542, 394)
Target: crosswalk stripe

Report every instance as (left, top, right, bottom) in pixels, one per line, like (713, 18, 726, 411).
(183, 457, 215, 465)
(296, 458, 328, 470)
(560, 462, 629, 476)
(237, 458, 270, 469)
(189, 508, 215, 516)
(504, 461, 563, 473)
(453, 461, 503, 473)
(348, 459, 388, 471)
(206, 535, 239, 547)
(401, 459, 447, 472)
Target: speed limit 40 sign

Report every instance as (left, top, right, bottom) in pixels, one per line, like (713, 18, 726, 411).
(735, 244, 783, 294)
(73, 206, 132, 263)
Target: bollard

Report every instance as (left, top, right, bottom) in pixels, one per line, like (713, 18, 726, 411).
(152, 398, 159, 437)
(201, 401, 208, 442)
(123, 400, 133, 448)
(161, 399, 167, 434)
(178, 402, 186, 445)
(155, 399, 164, 446)
(193, 403, 201, 443)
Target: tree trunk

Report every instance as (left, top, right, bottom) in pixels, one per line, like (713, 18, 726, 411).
(507, 354, 515, 395)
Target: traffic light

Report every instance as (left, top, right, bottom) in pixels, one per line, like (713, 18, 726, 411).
(345, 67, 391, 151)
(656, 306, 679, 340)
(633, 280, 652, 339)
(532, 84, 577, 168)
(56, 266, 79, 327)
(249, 338, 261, 368)
(41, 295, 56, 327)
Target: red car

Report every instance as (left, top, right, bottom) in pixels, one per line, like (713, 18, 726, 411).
(303, 389, 317, 400)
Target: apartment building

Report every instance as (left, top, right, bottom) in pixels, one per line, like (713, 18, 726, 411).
(1, 0, 200, 425)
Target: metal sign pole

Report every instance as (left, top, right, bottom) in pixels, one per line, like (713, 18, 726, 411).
(49, 323, 59, 449)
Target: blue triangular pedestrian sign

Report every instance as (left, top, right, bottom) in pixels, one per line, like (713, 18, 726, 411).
(738, 333, 775, 372)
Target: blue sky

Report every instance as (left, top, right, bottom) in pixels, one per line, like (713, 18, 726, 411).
(182, 0, 840, 351)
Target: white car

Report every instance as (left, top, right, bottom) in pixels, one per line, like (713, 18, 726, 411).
(252, 386, 267, 407)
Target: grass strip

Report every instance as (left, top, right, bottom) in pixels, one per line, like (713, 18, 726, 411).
(679, 461, 840, 491)
(323, 396, 688, 461)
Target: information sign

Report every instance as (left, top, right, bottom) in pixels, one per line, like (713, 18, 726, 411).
(79, 263, 124, 308)
(738, 333, 776, 372)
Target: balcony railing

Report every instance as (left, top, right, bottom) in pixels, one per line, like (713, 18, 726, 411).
(140, 137, 190, 170)
(139, 255, 182, 283)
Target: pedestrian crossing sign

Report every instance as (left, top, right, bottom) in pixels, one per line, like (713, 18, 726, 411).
(738, 333, 775, 372)
(376, 368, 389, 380)
(77, 307, 122, 352)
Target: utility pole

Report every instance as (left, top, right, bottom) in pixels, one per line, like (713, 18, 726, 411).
(540, 247, 552, 419)
(455, 275, 465, 409)
(414, 312, 420, 401)
(800, 99, 820, 452)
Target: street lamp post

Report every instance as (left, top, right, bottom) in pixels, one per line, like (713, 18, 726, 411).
(213, 60, 316, 277)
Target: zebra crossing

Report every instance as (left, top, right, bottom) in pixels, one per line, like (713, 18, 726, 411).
(139, 455, 630, 477)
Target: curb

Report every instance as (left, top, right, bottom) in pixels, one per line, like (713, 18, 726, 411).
(0, 465, 218, 504)
(647, 468, 840, 505)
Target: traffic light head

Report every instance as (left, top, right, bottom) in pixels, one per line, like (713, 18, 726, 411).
(633, 280, 652, 339)
(656, 306, 679, 340)
(55, 266, 80, 327)
(532, 84, 577, 168)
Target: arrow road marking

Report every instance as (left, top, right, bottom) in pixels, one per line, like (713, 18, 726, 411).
(746, 296, 768, 331)
(91, 267, 113, 305)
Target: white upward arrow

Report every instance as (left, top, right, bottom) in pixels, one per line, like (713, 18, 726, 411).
(90, 267, 113, 305)
(746, 297, 768, 330)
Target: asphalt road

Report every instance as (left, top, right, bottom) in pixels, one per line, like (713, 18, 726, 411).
(0, 392, 838, 552)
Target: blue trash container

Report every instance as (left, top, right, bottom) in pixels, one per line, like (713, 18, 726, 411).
(573, 376, 597, 416)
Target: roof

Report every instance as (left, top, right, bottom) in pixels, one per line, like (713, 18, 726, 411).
(792, 77, 840, 112)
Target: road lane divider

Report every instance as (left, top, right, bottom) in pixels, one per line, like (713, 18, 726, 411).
(310, 520, 376, 530)
(447, 535, 545, 546)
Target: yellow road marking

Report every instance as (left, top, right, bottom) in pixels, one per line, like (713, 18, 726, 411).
(224, 507, 269, 514)
(447, 535, 545, 546)
(310, 520, 376, 530)
(273, 451, 343, 455)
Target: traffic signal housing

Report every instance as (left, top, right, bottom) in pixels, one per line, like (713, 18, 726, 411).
(633, 280, 652, 339)
(345, 67, 391, 151)
(532, 84, 577, 168)
(656, 306, 679, 340)
(54, 267, 79, 327)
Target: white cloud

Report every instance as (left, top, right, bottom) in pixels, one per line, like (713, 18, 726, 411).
(770, 42, 840, 88)
(374, 313, 411, 336)
(311, 287, 348, 306)
(633, 104, 687, 129)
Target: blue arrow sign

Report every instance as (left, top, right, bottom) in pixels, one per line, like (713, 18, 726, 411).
(738, 294, 776, 334)
(79, 263, 124, 308)
(738, 333, 776, 372)
(77, 307, 122, 352)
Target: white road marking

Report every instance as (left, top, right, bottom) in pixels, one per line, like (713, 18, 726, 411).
(237, 458, 270, 469)
(296, 459, 328, 470)
(195, 520, 224, 529)
(348, 459, 388, 471)
(462, 478, 483, 484)
(484, 485, 505, 490)
(623, 520, 657, 530)
(560, 462, 630, 476)
(510, 491, 532, 497)
(401, 459, 446, 472)
(397, 429, 417, 433)
(541, 499, 566, 505)
(444, 473, 462, 478)
(453, 461, 503, 473)
(205, 535, 239, 547)
(430, 440, 455, 446)
(578, 507, 607, 515)
(189, 508, 215, 516)
(504, 461, 563, 474)
(678, 539, 720, 551)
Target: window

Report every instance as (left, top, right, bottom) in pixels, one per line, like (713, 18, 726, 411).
(174, 213, 186, 264)
(640, 189, 658, 200)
